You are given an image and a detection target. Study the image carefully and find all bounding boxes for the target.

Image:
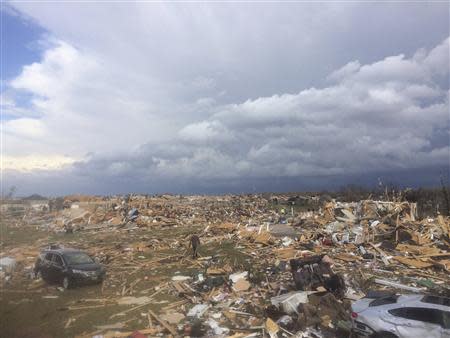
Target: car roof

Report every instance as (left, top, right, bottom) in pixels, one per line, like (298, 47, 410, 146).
(42, 248, 84, 255)
(358, 294, 450, 313)
(397, 294, 450, 310)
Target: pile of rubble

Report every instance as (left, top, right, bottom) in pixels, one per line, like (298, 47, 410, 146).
(0, 194, 449, 337)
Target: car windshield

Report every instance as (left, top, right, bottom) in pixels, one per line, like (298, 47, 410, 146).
(63, 252, 94, 265)
(369, 295, 399, 307)
(422, 295, 450, 307)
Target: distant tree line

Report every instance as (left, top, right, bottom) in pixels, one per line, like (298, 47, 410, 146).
(331, 181, 450, 218)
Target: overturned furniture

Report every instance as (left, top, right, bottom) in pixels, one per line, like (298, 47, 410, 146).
(290, 255, 346, 298)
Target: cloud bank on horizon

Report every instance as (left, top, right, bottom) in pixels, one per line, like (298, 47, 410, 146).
(1, 3, 449, 195)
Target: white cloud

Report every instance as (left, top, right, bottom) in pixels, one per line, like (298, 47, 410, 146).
(2, 155, 76, 171)
(423, 37, 450, 75)
(4, 118, 45, 138)
(327, 60, 361, 83)
(11, 41, 90, 97)
(179, 120, 234, 143)
(4, 40, 181, 161)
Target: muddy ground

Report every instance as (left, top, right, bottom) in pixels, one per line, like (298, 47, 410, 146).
(0, 222, 254, 338)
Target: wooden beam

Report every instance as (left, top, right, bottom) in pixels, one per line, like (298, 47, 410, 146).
(148, 309, 177, 336)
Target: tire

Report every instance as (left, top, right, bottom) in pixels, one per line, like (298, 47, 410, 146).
(374, 332, 398, 338)
(62, 276, 72, 289)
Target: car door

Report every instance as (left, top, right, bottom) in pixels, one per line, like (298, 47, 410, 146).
(386, 307, 443, 338)
(51, 254, 66, 283)
(40, 253, 54, 280)
(398, 317, 441, 338)
(380, 308, 415, 337)
(440, 310, 450, 337)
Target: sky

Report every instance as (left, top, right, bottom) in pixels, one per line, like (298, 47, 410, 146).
(1, 2, 449, 196)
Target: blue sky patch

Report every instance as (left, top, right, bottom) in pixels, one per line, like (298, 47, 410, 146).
(1, 7, 44, 80)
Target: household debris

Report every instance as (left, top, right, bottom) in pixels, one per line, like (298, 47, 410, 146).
(0, 193, 449, 337)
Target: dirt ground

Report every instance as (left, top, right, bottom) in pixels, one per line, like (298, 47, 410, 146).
(0, 222, 251, 337)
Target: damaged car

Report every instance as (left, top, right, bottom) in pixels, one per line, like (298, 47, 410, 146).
(34, 247, 106, 289)
(351, 292, 450, 337)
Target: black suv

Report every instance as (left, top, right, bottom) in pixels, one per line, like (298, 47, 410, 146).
(34, 247, 106, 289)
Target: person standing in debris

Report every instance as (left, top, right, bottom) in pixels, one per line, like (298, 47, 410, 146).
(190, 235, 200, 259)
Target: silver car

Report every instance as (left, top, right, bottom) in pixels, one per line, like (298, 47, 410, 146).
(351, 292, 450, 338)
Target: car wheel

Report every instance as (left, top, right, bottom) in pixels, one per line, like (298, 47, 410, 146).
(62, 276, 72, 289)
(374, 331, 398, 338)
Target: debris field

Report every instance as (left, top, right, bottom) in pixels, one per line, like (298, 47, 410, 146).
(1, 194, 449, 337)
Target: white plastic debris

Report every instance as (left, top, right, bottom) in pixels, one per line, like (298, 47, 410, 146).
(212, 292, 228, 302)
(324, 221, 344, 234)
(370, 220, 380, 228)
(229, 271, 250, 291)
(281, 236, 293, 246)
(271, 291, 316, 315)
(211, 312, 222, 319)
(207, 318, 230, 335)
(229, 271, 248, 283)
(187, 304, 209, 318)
